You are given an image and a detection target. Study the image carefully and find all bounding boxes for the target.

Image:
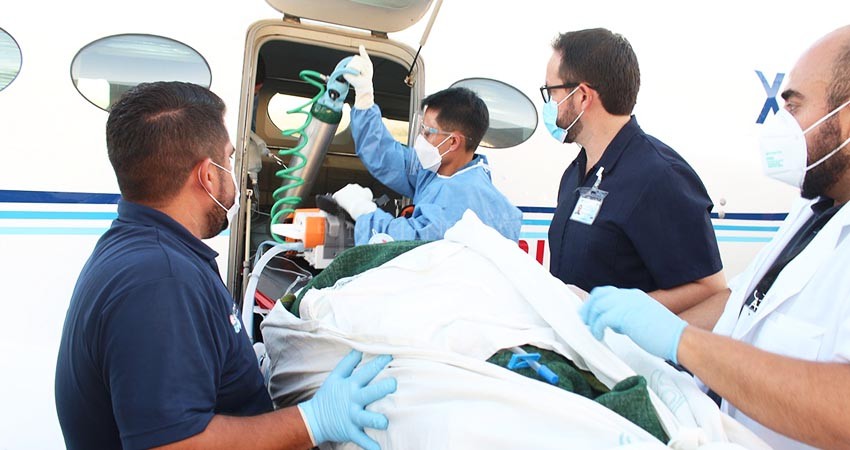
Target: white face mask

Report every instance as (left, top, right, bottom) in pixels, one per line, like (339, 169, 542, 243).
(414, 134, 453, 173)
(202, 160, 240, 229)
(759, 99, 850, 188)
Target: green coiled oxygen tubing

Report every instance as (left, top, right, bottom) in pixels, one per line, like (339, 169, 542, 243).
(268, 55, 354, 243)
(269, 70, 325, 243)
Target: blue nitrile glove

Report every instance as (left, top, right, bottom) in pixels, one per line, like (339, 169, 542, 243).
(299, 350, 397, 450)
(580, 286, 687, 364)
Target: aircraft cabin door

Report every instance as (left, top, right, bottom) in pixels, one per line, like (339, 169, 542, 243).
(229, 0, 433, 338)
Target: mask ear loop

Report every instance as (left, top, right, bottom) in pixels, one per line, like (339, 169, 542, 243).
(806, 135, 850, 171)
(803, 98, 850, 134)
(803, 98, 850, 171)
(556, 85, 581, 106)
(198, 160, 228, 211)
(556, 85, 584, 143)
(436, 134, 454, 157)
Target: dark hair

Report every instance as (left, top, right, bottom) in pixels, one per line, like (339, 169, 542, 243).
(828, 40, 850, 110)
(422, 87, 489, 151)
(552, 28, 640, 115)
(106, 81, 228, 203)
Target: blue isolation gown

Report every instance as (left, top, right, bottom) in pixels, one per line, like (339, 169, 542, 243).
(350, 105, 522, 245)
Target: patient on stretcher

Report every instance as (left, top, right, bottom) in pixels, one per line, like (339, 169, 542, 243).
(261, 211, 768, 450)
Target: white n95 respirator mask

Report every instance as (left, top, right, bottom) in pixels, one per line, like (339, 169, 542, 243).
(414, 134, 453, 173)
(224, 168, 240, 226)
(759, 99, 850, 188)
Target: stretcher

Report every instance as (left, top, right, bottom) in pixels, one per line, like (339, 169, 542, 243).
(262, 211, 771, 449)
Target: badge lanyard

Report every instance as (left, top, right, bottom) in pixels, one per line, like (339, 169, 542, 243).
(570, 167, 607, 225)
(740, 203, 840, 316)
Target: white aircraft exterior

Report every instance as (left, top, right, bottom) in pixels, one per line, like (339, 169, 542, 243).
(1, 0, 847, 447)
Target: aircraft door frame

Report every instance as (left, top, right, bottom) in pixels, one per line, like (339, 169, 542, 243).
(228, 18, 424, 302)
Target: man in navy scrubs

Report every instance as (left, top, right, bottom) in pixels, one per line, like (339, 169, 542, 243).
(541, 28, 726, 312)
(55, 81, 396, 450)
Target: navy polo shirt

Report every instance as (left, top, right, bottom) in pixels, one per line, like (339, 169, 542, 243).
(55, 200, 272, 450)
(548, 116, 722, 293)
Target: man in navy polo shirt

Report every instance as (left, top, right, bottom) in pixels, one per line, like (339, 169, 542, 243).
(55, 81, 396, 450)
(540, 28, 727, 313)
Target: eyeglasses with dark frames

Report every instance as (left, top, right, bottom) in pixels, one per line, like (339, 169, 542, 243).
(539, 82, 581, 103)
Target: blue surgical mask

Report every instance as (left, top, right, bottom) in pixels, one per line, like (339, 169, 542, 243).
(542, 85, 582, 143)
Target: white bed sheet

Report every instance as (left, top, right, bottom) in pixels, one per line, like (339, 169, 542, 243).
(262, 211, 769, 450)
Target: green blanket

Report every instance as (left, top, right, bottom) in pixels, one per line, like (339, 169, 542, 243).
(488, 346, 668, 442)
(286, 241, 668, 443)
(289, 240, 430, 317)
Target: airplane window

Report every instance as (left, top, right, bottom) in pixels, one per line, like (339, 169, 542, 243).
(450, 78, 538, 149)
(268, 92, 407, 143)
(0, 28, 22, 92)
(70, 34, 211, 110)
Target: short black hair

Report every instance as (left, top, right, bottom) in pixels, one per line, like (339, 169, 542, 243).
(421, 87, 489, 151)
(106, 81, 228, 203)
(552, 28, 640, 115)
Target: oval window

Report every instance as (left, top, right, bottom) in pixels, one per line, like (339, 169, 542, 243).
(0, 27, 22, 92)
(71, 34, 211, 110)
(449, 78, 538, 149)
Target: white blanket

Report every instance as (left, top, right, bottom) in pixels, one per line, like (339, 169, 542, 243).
(262, 211, 769, 449)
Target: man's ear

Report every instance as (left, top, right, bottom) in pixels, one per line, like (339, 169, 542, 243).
(452, 134, 468, 152)
(578, 84, 596, 109)
(195, 158, 215, 192)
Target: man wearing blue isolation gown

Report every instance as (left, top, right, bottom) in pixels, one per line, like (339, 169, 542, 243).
(332, 46, 522, 245)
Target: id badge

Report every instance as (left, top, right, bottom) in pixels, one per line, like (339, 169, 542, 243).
(570, 187, 608, 225)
